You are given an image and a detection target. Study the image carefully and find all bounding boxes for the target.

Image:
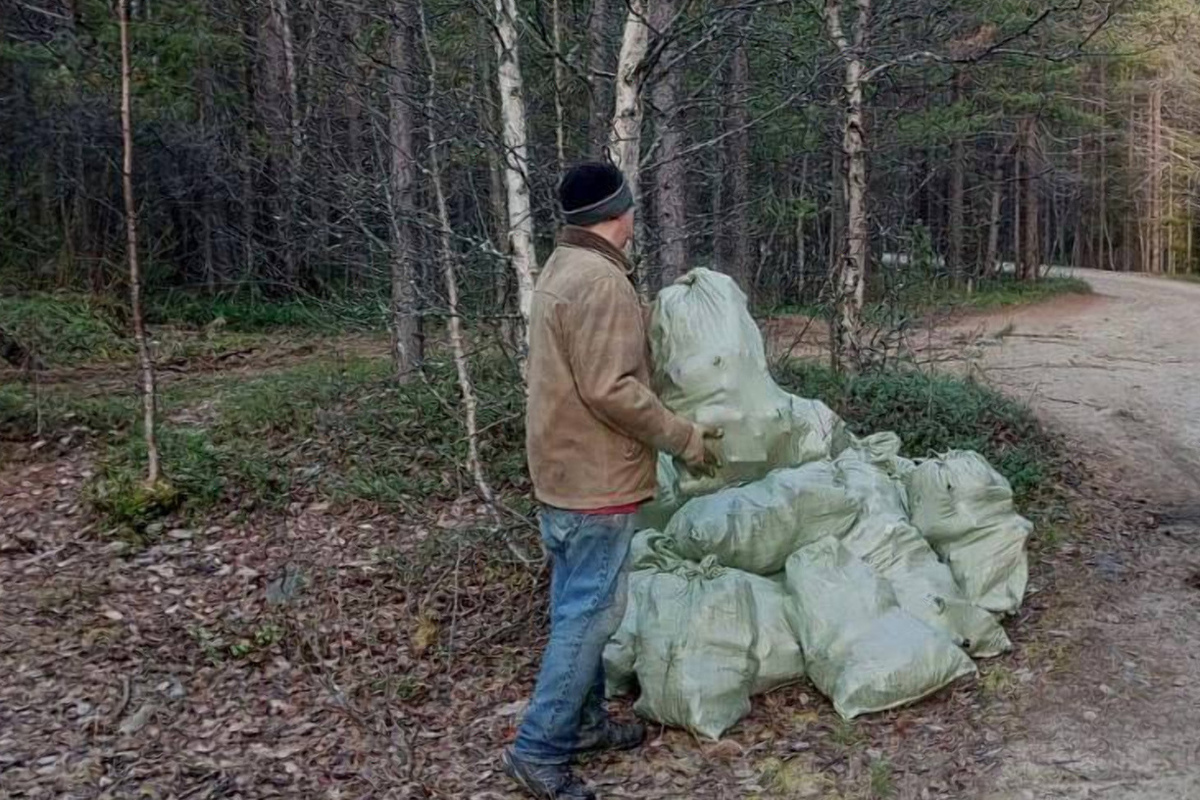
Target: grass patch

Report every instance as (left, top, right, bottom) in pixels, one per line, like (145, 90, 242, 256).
(762, 275, 1091, 320)
(901, 275, 1091, 313)
(0, 383, 137, 442)
(0, 291, 384, 370)
(147, 291, 387, 332)
(868, 758, 895, 799)
(777, 362, 1057, 504)
(1165, 272, 1200, 284)
(88, 353, 525, 530)
(0, 293, 130, 365)
(979, 663, 1020, 697)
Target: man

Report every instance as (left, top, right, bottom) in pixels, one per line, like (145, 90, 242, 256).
(501, 161, 720, 800)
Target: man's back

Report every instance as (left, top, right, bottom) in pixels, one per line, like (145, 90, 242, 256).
(526, 227, 668, 511)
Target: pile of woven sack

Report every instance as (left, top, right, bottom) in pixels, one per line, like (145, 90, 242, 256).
(603, 268, 1032, 738)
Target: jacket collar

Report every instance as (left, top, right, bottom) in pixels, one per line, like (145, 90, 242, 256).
(558, 226, 634, 277)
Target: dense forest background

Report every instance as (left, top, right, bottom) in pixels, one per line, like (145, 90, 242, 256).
(2, 0, 1200, 369)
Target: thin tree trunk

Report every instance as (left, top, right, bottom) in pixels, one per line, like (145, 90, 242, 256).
(199, 49, 217, 293)
(650, 0, 685, 288)
(728, 31, 751, 295)
(1018, 117, 1040, 280)
(1098, 64, 1112, 270)
(1012, 146, 1021, 273)
(586, 0, 613, 155)
(118, 0, 161, 484)
(419, 0, 498, 517)
(388, 0, 421, 381)
(829, 147, 841, 278)
(825, 0, 868, 369)
(948, 140, 965, 282)
(1188, 181, 1194, 272)
(267, 0, 300, 286)
(984, 146, 1005, 278)
(240, 5, 257, 283)
(948, 74, 966, 283)
(480, 31, 512, 330)
(1148, 82, 1163, 274)
(797, 154, 809, 298)
(551, 0, 567, 172)
(1073, 134, 1085, 269)
(1126, 95, 1137, 272)
(493, 0, 538, 362)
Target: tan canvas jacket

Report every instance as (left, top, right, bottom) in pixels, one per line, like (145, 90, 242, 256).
(525, 226, 700, 510)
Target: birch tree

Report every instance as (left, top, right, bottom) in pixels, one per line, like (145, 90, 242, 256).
(493, 0, 538, 358)
(824, 0, 868, 370)
(609, 0, 650, 187)
(118, 0, 161, 483)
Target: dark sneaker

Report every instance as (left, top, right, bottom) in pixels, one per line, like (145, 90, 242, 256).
(574, 718, 646, 756)
(501, 748, 596, 800)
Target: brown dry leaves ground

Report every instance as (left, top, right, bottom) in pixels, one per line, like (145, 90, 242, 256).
(0, 436, 1152, 800)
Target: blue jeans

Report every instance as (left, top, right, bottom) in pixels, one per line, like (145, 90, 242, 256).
(512, 507, 636, 765)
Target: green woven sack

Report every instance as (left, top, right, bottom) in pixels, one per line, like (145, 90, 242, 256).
(665, 461, 859, 576)
(906, 451, 1032, 614)
(650, 269, 847, 496)
(785, 538, 976, 719)
(632, 557, 756, 739)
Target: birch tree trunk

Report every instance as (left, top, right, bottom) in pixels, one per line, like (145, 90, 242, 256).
(610, 0, 649, 189)
(388, 0, 422, 381)
(493, 0, 537, 360)
(118, 0, 161, 484)
(650, 0, 686, 287)
(825, 0, 868, 370)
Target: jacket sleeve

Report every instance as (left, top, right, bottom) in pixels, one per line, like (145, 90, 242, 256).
(566, 275, 698, 457)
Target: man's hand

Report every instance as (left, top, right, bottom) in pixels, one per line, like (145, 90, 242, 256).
(681, 424, 724, 476)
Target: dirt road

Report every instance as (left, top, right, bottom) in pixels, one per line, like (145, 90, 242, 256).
(961, 271, 1200, 800)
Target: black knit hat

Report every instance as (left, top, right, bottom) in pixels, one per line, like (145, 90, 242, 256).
(558, 161, 634, 226)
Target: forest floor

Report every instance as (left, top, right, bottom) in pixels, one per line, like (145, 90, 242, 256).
(1, 272, 1198, 799)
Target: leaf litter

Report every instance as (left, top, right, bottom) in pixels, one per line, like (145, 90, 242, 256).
(0, 449, 1138, 800)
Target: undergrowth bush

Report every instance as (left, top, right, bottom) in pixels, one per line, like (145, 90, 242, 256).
(89, 354, 526, 527)
(85, 350, 1057, 533)
(777, 362, 1056, 502)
